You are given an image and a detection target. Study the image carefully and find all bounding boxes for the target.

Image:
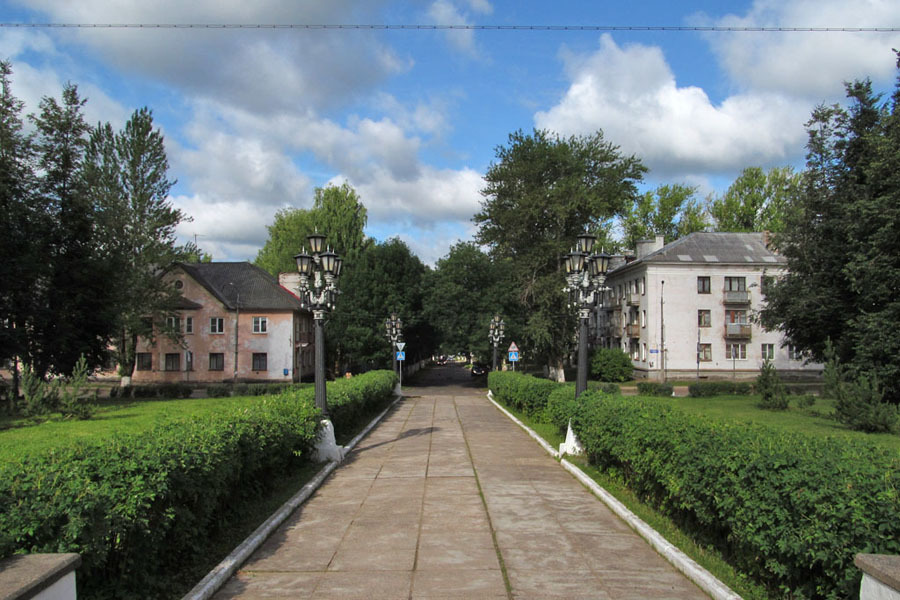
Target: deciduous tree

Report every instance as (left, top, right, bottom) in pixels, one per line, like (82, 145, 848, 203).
(709, 166, 801, 233)
(621, 183, 708, 251)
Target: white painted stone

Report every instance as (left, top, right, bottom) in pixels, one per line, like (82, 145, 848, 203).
(32, 571, 76, 600)
(559, 420, 584, 456)
(313, 419, 344, 463)
(861, 573, 900, 600)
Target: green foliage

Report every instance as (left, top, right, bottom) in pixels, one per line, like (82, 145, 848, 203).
(794, 394, 817, 408)
(19, 364, 57, 417)
(326, 370, 398, 432)
(688, 381, 753, 397)
(834, 375, 899, 434)
(544, 383, 579, 431)
(57, 355, 96, 420)
(488, 370, 560, 418)
(110, 383, 192, 400)
(0, 391, 321, 599)
(570, 391, 900, 599)
(621, 183, 709, 250)
(708, 166, 801, 233)
(636, 382, 673, 397)
(475, 128, 646, 370)
(590, 347, 633, 382)
(760, 66, 900, 403)
(756, 359, 788, 410)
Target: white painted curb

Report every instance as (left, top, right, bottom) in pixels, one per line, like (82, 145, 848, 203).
(182, 393, 403, 600)
(486, 391, 742, 600)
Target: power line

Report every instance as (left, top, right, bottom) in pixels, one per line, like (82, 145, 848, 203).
(0, 23, 898, 33)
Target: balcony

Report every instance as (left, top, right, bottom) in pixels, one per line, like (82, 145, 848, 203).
(723, 290, 751, 304)
(606, 296, 622, 310)
(625, 324, 641, 338)
(724, 323, 752, 339)
(626, 292, 641, 306)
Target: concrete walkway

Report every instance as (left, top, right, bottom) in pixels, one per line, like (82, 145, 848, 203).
(213, 366, 709, 599)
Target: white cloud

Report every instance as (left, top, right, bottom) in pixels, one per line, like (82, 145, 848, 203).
(534, 35, 809, 177)
(427, 0, 481, 57)
(696, 0, 900, 97)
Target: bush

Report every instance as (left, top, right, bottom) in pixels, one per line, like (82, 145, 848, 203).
(756, 359, 788, 410)
(590, 381, 621, 395)
(590, 348, 633, 382)
(488, 371, 560, 417)
(570, 392, 900, 598)
(544, 383, 578, 431)
(687, 380, 754, 397)
(326, 370, 398, 432)
(834, 375, 899, 434)
(0, 390, 321, 599)
(58, 355, 96, 420)
(795, 394, 816, 408)
(19, 365, 57, 417)
(636, 382, 673, 397)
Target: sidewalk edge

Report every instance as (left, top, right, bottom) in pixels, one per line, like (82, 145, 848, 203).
(486, 391, 742, 600)
(181, 394, 403, 600)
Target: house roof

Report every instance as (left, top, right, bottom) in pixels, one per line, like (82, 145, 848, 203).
(610, 232, 785, 276)
(175, 262, 305, 312)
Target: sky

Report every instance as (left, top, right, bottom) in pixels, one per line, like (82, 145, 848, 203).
(1, 1, 899, 266)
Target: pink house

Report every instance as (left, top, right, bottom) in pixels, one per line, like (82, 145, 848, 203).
(131, 262, 314, 384)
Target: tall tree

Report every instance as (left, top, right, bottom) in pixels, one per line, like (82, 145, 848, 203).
(475, 129, 645, 379)
(761, 63, 900, 403)
(84, 108, 188, 382)
(255, 183, 370, 276)
(708, 166, 802, 233)
(0, 61, 39, 401)
(30, 83, 114, 376)
(621, 183, 708, 251)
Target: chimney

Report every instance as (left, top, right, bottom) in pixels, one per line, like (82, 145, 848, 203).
(635, 235, 665, 259)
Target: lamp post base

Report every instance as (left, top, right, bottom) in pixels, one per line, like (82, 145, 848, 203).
(313, 419, 345, 463)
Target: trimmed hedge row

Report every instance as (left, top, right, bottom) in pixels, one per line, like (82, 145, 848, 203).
(327, 370, 398, 432)
(488, 371, 559, 418)
(0, 369, 397, 599)
(568, 391, 900, 599)
(109, 382, 193, 399)
(688, 381, 753, 397)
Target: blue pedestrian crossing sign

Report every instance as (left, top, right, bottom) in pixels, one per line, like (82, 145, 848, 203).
(396, 351, 406, 361)
(508, 351, 519, 362)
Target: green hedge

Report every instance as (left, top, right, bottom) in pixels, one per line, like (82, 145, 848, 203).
(488, 371, 559, 417)
(568, 392, 900, 599)
(688, 380, 753, 397)
(0, 370, 397, 599)
(636, 382, 674, 397)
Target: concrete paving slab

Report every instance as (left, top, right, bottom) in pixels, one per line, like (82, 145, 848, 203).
(211, 365, 710, 600)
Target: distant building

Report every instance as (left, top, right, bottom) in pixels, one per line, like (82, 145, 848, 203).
(598, 232, 821, 381)
(131, 262, 314, 384)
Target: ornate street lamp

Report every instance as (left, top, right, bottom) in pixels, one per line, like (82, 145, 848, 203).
(564, 233, 611, 398)
(384, 313, 402, 375)
(294, 233, 342, 416)
(489, 315, 505, 371)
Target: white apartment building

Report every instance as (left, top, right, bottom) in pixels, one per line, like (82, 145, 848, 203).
(597, 232, 822, 381)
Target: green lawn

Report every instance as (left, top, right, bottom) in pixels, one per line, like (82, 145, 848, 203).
(669, 394, 900, 452)
(0, 395, 271, 461)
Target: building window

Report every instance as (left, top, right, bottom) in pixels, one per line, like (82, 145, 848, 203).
(185, 317, 193, 334)
(726, 310, 748, 324)
(698, 310, 711, 327)
(726, 343, 747, 360)
(165, 353, 180, 371)
(253, 316, 268, 334)
(210, 317, 224, 334)
(641, 343, 647, 361)
(641, 310, 646, 328)
(697, 276, 711, 294)
(762, 343, 775, 360)
(209, 353, 224, 371)
(252, 353, 268, 371)
(185, 351, 193, 371)
(166, 316, 179, 331)
(725, 276, 747, 291)
(641, 277, 646, 295)
(789, 345, 804, 361)
(698, 344, 712, 362)
(136, 353, 152, 371)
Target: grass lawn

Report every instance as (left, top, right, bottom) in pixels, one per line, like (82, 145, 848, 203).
(0, 394, 296, 461)
(669, 394, 900, 452)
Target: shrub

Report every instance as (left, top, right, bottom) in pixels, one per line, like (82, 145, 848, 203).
(58, 355, 96, 420)
(544, 383, 578, 431)
(756, 359, 788, 410)
(590, 348, 633, 382)
(570, 392, 900, 598)
(688, 380, 754, 397)
(488, 371, 560, 417)
(795, 394, 816, 408)
(19, 365, 58, 417)
(591, 381, 621, 395)
(326, 370, 398, 432)
(0, 390, 321, 599)
(637, 382, 673, 397)
(834, 375, 899, 434)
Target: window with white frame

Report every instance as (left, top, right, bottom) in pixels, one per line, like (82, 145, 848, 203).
(697, 276, 711, 294)
(210, 317, 224, 334)
(789, 345, 804, 360)
(726, 343, 747, 360)
(166, 316, 179, 331)
(640, 277, 645, 295)
(725, 276, 747, 291)
(698, 310, 711, 327)
(762, 343, 775, 360)
(641, 310, 646, 328)
(184, 317, 193, 334)
(253, 316, 268, 334)
(698, 344, 712, 362)
(641, 343, 647, 361)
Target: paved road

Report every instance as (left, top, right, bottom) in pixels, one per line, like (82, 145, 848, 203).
(213, 365, 708, 599)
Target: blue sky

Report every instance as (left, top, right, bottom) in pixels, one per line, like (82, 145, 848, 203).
(2, 1, 899, 265)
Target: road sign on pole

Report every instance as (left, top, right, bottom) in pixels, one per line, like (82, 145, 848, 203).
(508, 351, 519, 362)
(396, 342, 406, 351)
(508, 342, 519, 353)
(396, 351, 405, 361)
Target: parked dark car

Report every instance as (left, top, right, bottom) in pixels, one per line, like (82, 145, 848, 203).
(471, 364, 488, 376)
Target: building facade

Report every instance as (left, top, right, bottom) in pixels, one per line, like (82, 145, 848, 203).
(597, 233, 821, 381)
(131, 262, 314, 384)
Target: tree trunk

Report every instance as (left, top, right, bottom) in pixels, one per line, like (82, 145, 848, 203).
(548, 360, 566, 383)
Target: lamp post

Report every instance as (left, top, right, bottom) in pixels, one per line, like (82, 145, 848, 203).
(489, 315, 505, 371)
(564, 233, 611, 399)
(294, 232, 343, 415)
(384, 313, 402, 375)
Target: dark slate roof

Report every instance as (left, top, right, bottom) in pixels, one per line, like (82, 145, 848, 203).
(176, 262, 305, 311)
(611, 232, 785, 276)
